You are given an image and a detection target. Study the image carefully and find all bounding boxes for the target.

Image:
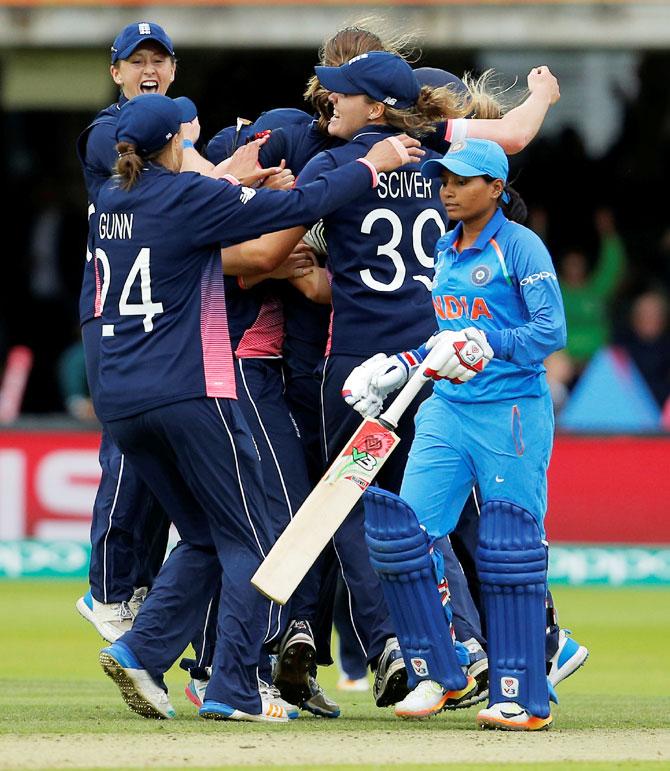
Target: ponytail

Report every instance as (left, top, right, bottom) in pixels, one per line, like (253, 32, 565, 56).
(114, 142, 143, 191)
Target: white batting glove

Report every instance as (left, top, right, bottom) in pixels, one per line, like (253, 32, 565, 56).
(370, 350, 422, 394)
(342, 349, 422, 417)
(423, 328, 493, 384)
(342, 353, 387, 417)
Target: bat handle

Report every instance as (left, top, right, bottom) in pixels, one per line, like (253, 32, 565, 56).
(378, 344, 443, 429)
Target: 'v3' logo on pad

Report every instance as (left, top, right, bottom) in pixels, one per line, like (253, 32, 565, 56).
(501, 676, 519, 698)
(411, 658, 429, 677)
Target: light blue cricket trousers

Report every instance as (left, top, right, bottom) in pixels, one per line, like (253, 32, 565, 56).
(400, 390, 554, 541)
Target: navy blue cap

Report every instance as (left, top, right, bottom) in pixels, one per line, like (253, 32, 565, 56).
(252, 108, 312, 134)
(315, 52, 420, 110)
(414, 67, 467, 97)
(205, 109, 311, 163)
(111, 22, 175, 64)
(421, 138, 510, 202)
(173, 96, 197, 123)
(116, 94, 193, 156)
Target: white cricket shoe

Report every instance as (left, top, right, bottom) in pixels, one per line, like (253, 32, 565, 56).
(477, 701, 552, 731)
(394, 675, 476, 718)
(128, 586, 148, 617)
(100, 641, 175, 719)
(199, 698, 289, 723)
(548, 629, 589, 687)
(337, 675, 370, 692)
(259, 679, 300, 719)
(76, 590, 135, 643)
(185, 677, 209, 708)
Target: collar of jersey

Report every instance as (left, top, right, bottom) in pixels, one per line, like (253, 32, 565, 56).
(443, 207, 508, 254)
(352, 123, 397, 141)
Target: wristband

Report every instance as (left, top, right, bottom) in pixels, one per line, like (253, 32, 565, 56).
(356, 158, 378, 187)
(182, 139, 195, 150)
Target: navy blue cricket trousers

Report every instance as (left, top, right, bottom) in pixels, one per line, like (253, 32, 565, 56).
(189, 358, 323, 680)
(82, 317, 169, 603)
(319, 353, 431, 665)
(108, 396, 275, 713)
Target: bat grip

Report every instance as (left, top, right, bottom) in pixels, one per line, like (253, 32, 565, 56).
(378, 344, 443, 429)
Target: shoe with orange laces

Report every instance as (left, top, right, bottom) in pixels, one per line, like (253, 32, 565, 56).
(476, 701, 552, 731)
(199, 698, 289, 723)
(394, 676, 477, 718)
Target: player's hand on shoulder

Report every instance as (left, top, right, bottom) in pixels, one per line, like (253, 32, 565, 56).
(527, 66, 560, 106)
(364, 134, 425, 173)
(214, 137, 283, 187)
(423, 328, 493, 384)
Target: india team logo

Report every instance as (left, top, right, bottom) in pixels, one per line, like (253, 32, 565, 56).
(471, 264, 492, 286)
(411, 658, 429, 677)
(501, 676, 519, 698)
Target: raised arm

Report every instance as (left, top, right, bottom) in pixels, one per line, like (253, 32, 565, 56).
(465, 66, 560, 154)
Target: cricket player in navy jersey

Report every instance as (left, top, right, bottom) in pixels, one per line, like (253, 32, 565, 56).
(74, 22, 178, 642)
(344, 138, 581, 730)
(223, 51, 478, 709)
(222, 48, 562, 712)
(90, 92, 423, 722)
(75, 21, 261, 644)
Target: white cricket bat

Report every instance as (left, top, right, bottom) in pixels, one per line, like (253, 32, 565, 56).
(251, 346, 441, 604)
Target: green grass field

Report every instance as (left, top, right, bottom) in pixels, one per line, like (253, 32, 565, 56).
(1, 581, 669, 770)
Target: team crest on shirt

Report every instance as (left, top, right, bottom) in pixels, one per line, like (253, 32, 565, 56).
(471, 265, 492, 286)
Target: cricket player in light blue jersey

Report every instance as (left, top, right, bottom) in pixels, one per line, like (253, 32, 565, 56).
(344, 138, 570, 730)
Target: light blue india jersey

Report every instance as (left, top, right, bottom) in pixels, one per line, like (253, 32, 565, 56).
(429, 207, 567, 402)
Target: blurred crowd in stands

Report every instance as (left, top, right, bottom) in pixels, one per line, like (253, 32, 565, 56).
(0, 51, 668, 429)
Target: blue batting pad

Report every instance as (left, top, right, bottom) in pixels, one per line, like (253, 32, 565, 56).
(364, 487, 467, 691)
(477, 500, 549, 718)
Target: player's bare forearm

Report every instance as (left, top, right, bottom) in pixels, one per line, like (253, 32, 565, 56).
(220, 226, 306, 276)
(181, 146, 215, 175)
(289, 267, 331, 304)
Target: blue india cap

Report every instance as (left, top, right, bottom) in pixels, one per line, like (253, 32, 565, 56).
(421, 138, 510, 203)
(116, 94, 194, 155)
(315, 51, 420, 110)
(111, 22, 175, 64)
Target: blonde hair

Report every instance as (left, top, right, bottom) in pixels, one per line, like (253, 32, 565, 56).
(305, 17, 419, 134)
(372, 84, 469, 137)
(462, 69, 519, 118)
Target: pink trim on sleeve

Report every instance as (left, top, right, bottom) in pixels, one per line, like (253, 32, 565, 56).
(355, 158, 378, 187)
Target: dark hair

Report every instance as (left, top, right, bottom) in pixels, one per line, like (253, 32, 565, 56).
(479, 175, 526, 223)
(502, 186, 528, 224)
